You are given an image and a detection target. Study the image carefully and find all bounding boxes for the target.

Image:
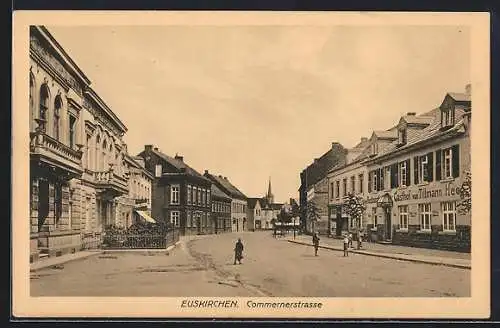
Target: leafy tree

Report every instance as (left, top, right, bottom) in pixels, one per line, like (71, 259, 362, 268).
(343, 192, 366, 231)
(305, 200, 321, 233)
(277, 208, 293, 223)
(457, 170, 471, 214)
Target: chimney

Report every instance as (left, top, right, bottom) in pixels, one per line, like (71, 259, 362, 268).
(406, 112, 416, 116)
(361, 137, 368, 143)
(465, 84, 471, 96)
(145, 145, 153, 152)
(154, 147, 158, 151)
(175, 154, 184, 162)
(224, 176, 228, 180)
(204, 170, 209, 175)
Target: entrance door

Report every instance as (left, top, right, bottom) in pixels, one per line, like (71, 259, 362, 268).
(385, 207, 392, 241)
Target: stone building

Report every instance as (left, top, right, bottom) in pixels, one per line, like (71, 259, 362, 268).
(137, 145, 213, 236)
(204, 171, 248, 232)
(29, 26, 133, 261)
(299, 142, 348, 234)
(124, 155, 154, 226)
(364, 87, 471, 252)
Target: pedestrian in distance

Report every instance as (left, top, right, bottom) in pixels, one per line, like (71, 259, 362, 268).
(234, 238, 244, 265)
(343, 234, 349, 257)
(312, 233, 320, 256)
(348, 233, 353, 249)
(357, 230, 363, 250)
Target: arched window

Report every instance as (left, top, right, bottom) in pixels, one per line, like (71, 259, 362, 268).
(29, 74, 35, 131)
(39, 84, 50, 130)
(54, 95, 62, 140)
(102, 140, 108, 170)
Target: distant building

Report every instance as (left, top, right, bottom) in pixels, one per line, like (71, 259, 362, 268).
(299, 142, 348, 235)
(204, 171, 248, 232)
(260, 178, 283, 229)
(247, 198, 263, 231)
(211, 184, 232, 234)
(137, 146, 212, 236)
(124, 155, 154, 227)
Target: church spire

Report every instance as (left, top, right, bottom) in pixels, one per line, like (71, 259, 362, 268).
(267, 177, 274, 204)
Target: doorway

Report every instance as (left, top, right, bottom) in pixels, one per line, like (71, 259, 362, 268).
(384, 207, 392, 241)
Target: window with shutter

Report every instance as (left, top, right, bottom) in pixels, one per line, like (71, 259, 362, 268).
(452, 144, 460, 178)
(378, 168, 384, 191)
(368, 172, 372, 193)
(435, 149, 442, 180)
(405, 159, 411, 186)
(427, 152, 434, 182)
(413, 157, 419, 184)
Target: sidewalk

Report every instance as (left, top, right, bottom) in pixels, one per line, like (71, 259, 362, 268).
(30, 241, 182, 272)
(285, 235, 471, 269)
(30, 250, 103, 272)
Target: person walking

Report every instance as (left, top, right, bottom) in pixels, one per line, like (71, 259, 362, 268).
(357, 230, 363, 249)
(343, 234, 349, 257)
(234, 238, 244, 265)
(348, 232, 353, 249)
(312, 233, 320, 256)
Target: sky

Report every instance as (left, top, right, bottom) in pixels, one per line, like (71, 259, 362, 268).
(47, 25, 470, 203)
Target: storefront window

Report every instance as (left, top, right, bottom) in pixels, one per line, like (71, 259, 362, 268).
(442, 201, 456, 231)
(398, 205, 408, 230)
(419, 203, 432, 231)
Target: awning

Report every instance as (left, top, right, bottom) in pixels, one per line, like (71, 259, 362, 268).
(136, 210, 156, 223)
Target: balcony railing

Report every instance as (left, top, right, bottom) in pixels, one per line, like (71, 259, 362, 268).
(30, 130, 83, 166)
(94, 169, 129, 194)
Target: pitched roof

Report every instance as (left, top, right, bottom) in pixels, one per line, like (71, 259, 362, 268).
(373, 129, 398, 140)
(448, 92, 471, 102)
(247, 198, 262, 209)
(211, 184, 232, 201)
(365, 107, 467, 162)
(152, 149, 210, 182)
(205, 173, 247, 199)
(402, 114, 435, 126)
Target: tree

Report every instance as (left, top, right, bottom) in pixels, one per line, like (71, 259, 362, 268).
(305, 200, 321, 233)
(343, 192, 366, 232)
(457, 170, 471, 214)
(277, 208, 292, 224)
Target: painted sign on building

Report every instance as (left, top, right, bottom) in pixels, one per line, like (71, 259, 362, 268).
(393, 182, 461, 202)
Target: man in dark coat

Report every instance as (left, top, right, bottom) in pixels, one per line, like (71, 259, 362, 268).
(234, 238, 244, 265)
(312, 233, 320, 256)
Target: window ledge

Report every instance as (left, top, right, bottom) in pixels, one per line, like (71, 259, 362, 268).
(440, 178, 455, 184)
(416, 230, 432, 234)
(417, 182, 430, 187)
(439, 230, 457, 235)
(370, 228, 378, 231)
(395, 228, 409, 233)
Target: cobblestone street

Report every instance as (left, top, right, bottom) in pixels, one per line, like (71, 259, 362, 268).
(31, 231, 470, 297)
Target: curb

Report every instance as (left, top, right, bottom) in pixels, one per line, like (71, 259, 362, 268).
(30, 251, 103, 272)
(287, 240, 471, 270)
(166, 240, 181, 252)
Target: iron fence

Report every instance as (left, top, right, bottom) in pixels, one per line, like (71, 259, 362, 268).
(81, 232, 103, 250)
(102, 228, 179, 249)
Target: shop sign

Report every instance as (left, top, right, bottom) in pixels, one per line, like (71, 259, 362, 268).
(394, 182, 460, 202)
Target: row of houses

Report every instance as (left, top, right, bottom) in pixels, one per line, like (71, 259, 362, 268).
(300, 85, 472, 252)
(28, 26, 286, 263)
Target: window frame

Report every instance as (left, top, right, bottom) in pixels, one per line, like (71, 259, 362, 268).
(398, 205, 409, 230)
(399, 161, 407, 187)
(419, 203, 432, 231)
(170, 184, 180, 205)
(170, 210, 180, 227)
(442, 201, 457, 232)
(420, 155, 429, 183)
(443, 148, 453, 179)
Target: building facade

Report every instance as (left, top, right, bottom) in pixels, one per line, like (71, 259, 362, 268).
(247, 198, 263, 231)
(124, 155, 154, 226)
(363, 89, 471, 252)
(204, 171, 248, 232)
(29, 26, 132, 262)
(327, 138, 370, 237)
(305, 176, 329, 235)
(211, 184, 232, 234)
(138, 146, 213, 236)
(299, 142, 348, 233)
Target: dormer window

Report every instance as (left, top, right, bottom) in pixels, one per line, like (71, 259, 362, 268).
(371, 143, 378, 155)
(441, 107, 455, 128)
(398, 128, 407, 146)
(155, 164, 162, 177)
